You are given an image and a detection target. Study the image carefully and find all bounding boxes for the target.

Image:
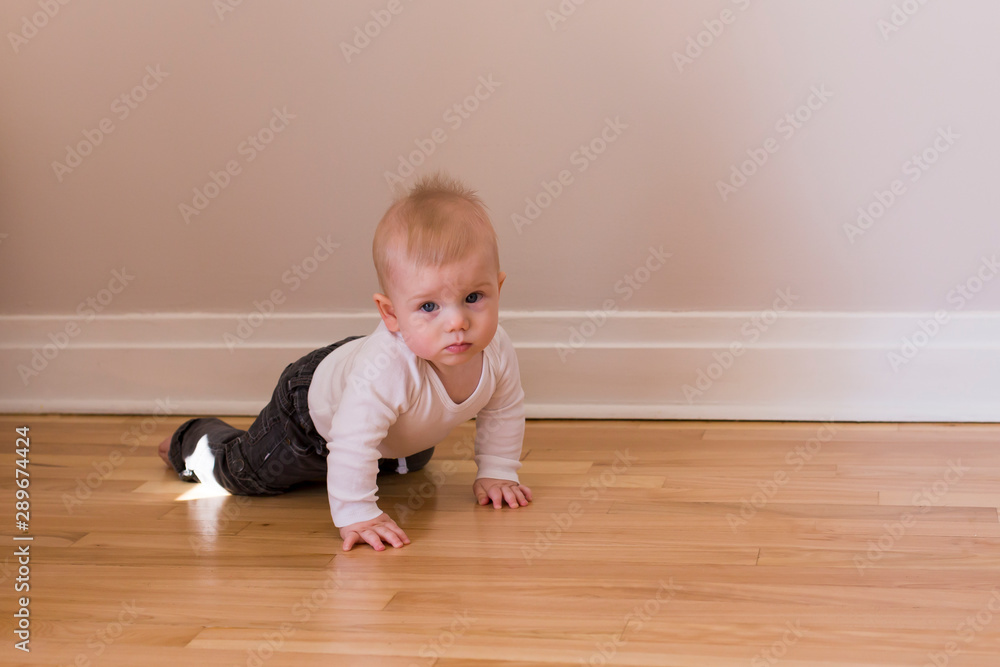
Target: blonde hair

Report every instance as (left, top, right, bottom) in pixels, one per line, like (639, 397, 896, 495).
(373, 173, 500, 295)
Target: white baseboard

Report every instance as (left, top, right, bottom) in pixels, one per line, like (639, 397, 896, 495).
(3, 310, 1000, 421)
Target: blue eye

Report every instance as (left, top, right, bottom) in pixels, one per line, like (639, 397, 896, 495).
(420, 302, 436, 313)
(466, 293, 482, 304)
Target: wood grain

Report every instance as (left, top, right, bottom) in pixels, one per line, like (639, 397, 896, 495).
(1, 415, 998, 666)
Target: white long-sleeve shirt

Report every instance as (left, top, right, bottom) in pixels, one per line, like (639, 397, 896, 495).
(307, 321, 525, 527)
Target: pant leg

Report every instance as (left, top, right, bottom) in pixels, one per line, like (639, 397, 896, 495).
(167, 336, 364, 495)
(166, 400, 311, 496)
(166, 416, 240, 481)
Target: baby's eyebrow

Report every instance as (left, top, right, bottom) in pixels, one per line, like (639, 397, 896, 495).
(408, 292, 440, 305)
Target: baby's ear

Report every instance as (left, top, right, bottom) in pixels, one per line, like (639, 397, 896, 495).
(373, 293, 400, 332)
(497, 271, 506, 293)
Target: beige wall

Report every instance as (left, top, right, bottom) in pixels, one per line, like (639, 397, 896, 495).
(3, 1, 999, 419)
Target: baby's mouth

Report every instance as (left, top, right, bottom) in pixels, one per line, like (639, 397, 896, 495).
(445, 342, 472, 353)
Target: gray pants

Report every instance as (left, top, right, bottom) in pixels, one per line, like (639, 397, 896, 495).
(166, 336, 434, 495)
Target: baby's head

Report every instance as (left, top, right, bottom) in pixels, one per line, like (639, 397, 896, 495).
(372, 174, 506, 372)
(373, 173, 500, 296)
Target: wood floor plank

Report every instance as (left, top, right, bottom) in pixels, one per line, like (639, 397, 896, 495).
(3, 415, 999, 666)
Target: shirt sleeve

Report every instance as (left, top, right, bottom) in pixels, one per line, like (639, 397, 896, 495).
(322, 350, 412, 528)
(473, 327, 525, 481)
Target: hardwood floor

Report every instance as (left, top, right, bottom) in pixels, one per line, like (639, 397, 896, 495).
(2, 415, 999, 666)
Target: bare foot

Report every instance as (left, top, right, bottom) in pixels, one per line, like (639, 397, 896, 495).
(158, 436, 172, 466)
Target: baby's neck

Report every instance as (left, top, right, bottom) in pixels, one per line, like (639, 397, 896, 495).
(430, 352, 483, 404)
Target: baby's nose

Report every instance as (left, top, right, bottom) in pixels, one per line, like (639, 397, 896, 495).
(444, 309, 470, 330)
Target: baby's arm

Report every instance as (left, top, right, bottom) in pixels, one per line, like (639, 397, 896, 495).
(321, 363, 410, 550)
(472, 327, 531, 508)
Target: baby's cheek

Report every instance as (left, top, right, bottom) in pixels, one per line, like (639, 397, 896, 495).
(408, 317, 431, 332)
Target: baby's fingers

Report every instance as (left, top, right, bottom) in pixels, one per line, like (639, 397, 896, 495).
(509, 485, 532, 507)
(342, 531, 361, 552)
(372, 525, 410, 550)
(385, 523, 411, 547)
(473, 483, 490, 506)
(486, 486, 504, 508)
(502, 485, 529, 508)
(359, 529, 387, 551)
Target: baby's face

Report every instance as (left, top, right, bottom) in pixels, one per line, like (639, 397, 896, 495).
(381, 248, 504, 374)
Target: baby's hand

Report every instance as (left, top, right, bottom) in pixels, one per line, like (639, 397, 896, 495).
(473, 478, 533, 509)
(339, 513, 410, 552)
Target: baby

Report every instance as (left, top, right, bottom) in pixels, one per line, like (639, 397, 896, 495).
(159, 173, 531, 551)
